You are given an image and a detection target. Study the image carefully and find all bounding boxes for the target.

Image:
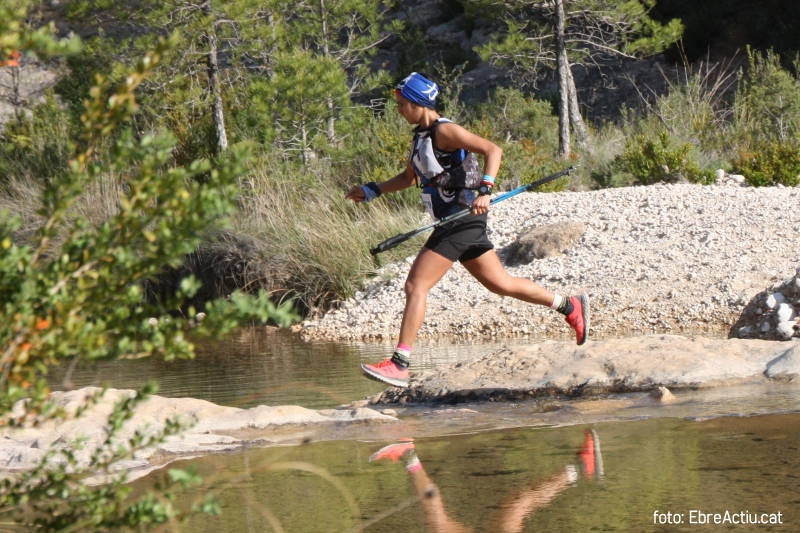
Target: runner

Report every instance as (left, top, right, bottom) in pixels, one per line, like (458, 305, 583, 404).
(346, 72, 589, 388)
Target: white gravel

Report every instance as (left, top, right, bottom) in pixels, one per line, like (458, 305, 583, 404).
(302, 183, 800, 342)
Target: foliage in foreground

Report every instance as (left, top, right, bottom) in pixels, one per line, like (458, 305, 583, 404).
(0, 8, 293, 531)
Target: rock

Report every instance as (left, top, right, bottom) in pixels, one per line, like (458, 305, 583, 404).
(0, 388, 397, 476)
(766, 293, 786, 309)
(506, 221, 587, 264)
(648, 386, 676, 402)
(381, 409, 398, 416)
(775, 303, 797, 324)
(764, 344, 800, 379)
(715, 169, 726, 180)
(371, 335, 800, 404)
(700, 231, 718, 244)
(729, 174, 746, 183)
(776, 321, 797, 341)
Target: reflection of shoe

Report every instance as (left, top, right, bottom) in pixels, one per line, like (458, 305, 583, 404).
(565, 464, 578, 485)
(369, 442, 416, 463)
(361, 358, 410, 388)
(577, 429, 604, 480)
(564, 294, 590, 345)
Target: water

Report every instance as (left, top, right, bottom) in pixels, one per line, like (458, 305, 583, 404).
(139, 413, 799, 532)
(51, 328, 800, 531)
(49, 328, 524, 409)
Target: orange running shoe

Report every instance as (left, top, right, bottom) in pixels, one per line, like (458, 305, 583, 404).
(361, 358, 409, 388)
(369, 442, 416, 462)
(564, 294, 590, 345)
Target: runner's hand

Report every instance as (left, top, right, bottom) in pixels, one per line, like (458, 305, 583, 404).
(345, 185, 366, 203)
(471, 194, 490, 216)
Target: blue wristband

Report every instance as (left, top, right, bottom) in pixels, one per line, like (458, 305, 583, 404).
(362, 182, 382, 202)
(481, 174, 496, 185)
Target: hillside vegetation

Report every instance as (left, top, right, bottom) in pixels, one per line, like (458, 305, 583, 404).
(2, 0, 800, 313)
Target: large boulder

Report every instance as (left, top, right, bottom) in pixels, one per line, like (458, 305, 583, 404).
(372, 335, 800, 405)
(0, 388, 396, 478)
(505, 221, 587, 265)
(764, 344, 800, 380)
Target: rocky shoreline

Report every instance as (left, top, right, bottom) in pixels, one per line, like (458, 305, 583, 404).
(302, 183, 800, 343)
(0, 388, 395, 480)
(363, 335, 800, 405)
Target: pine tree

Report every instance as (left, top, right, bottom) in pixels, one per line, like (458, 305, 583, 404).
(473, 0, 683, 158)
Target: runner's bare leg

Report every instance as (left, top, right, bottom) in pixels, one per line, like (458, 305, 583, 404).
(398, 247, 454, 346)
(462, 250, 554, 305)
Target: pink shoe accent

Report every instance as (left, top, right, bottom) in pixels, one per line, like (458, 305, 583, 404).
(361, 358, 410, 387)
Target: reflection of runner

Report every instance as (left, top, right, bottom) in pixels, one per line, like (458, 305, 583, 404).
(369, 430, 603, 533)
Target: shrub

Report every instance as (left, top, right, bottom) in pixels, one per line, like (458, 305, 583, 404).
(1, 26, 294, 532)
(618, 131, 714, 185)
(733, 49, 800, 145)
(734, 141, 800, 187)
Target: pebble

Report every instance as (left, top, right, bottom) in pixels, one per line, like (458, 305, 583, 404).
(303, 184, 800, 342)
(776, 321, 796, 340)
(775, 303, 797, 324)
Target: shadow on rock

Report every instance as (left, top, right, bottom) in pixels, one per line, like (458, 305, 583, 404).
(730, 268, 800, 341)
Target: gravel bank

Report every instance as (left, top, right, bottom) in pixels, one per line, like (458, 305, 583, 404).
(302, 184, 800, 342)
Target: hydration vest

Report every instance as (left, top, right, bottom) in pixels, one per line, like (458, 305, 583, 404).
(408, 118, 480, 220)
(409, 118, 482, 190)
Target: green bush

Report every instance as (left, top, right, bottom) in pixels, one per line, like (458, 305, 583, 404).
(1, 26, 294, 532)
(618, 131, 714, 185)
(732, 49, 800, 145)
(735, 141, 800, 187)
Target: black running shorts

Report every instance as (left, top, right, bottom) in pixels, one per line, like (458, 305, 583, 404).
(423, 212, 494, 263)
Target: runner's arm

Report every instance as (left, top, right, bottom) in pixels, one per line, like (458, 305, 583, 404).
(433, 122, 502, 179)
(345, 161, 417, 202)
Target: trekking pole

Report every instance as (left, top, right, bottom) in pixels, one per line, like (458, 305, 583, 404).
(370, 165, 580, 256)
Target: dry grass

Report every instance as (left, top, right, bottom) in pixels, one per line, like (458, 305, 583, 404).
(233, 160, 423, 309)
(1, 164, 424, 312)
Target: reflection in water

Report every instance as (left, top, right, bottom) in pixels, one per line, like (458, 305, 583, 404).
(145, 414, 799, 533)
(366, 430, 603, 533)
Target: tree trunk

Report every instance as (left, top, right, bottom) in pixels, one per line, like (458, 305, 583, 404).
(555, 0, 570, 159)
(11, 64, 21, 123)
(265, 11, 277, 78)
(566, 66, 590, 147)
(319, 0, 336, 143)
(300, 119, 309, 165)
(202, 0, 228, 154)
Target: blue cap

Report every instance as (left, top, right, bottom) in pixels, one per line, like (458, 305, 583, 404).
(396, 72, 439, 109)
